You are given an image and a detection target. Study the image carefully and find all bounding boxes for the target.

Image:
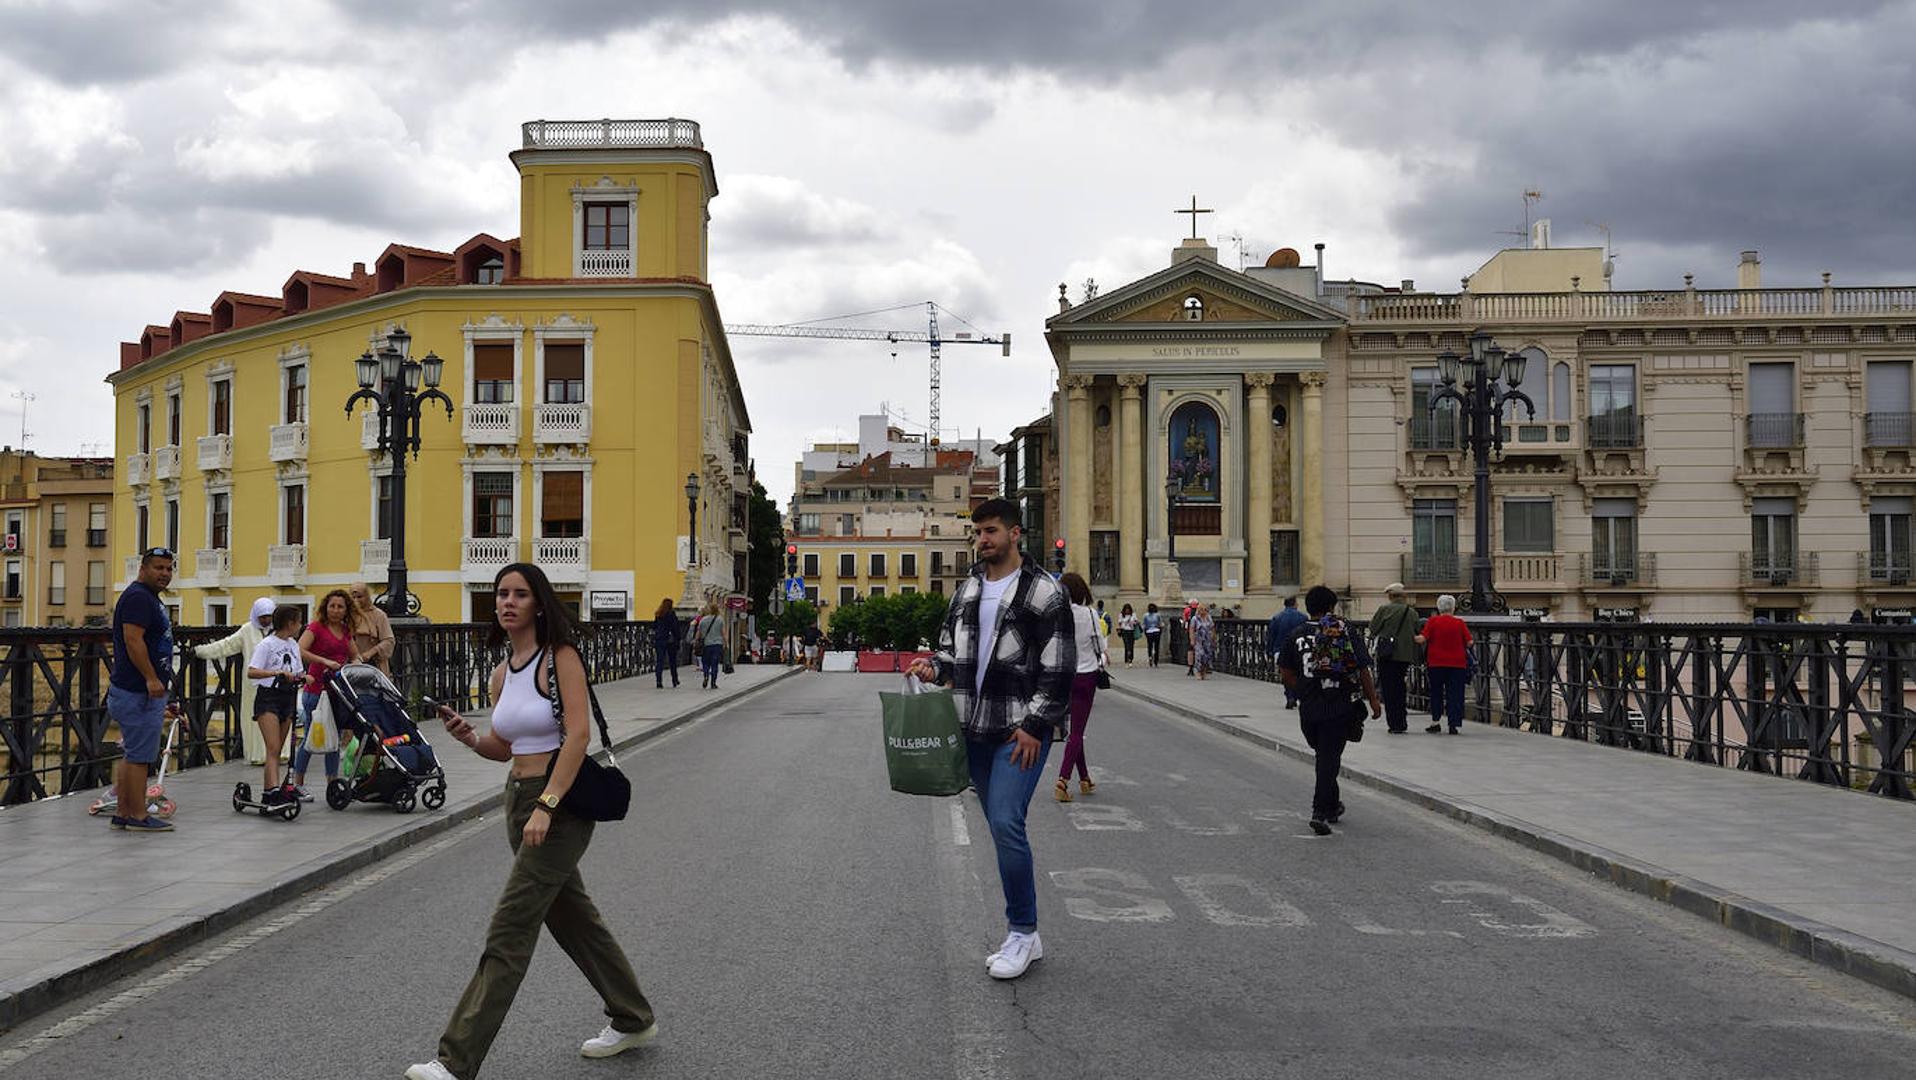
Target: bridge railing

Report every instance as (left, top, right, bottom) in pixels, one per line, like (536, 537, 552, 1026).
(0, 621, 656, 806)
(1177, 616, 1916, 801)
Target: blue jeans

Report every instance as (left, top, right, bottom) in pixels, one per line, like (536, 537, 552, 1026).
(1428, 666, 1468, 731)
(966, 731, 1054, 933)
(293, 688, 340, 779)
(700, 643, 722, 685)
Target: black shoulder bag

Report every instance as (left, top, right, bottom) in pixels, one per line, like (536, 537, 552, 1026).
(543, 648, 632, 821)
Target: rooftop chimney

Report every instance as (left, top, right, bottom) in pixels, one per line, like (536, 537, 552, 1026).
(1314, 242, 1325, 296)
(1738, 250, 1761, 290)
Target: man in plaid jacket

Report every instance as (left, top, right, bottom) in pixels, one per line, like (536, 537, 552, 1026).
(910, 497, 1075, 980)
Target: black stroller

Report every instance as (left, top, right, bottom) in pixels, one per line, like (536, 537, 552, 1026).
(322, 664, 448, 814)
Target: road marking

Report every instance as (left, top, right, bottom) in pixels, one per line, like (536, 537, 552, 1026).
(1156, 805, 1246, 836)
(949, 801, 970, 846)
(1429, 881, 1598, 939)
(1048, 868, 1176, 923)
(1172, 874, 1311, 928)
(1344, 912, 1465, 939)
(1164, 772, 1189, 782)
(1063, 803, 1146, 831)
(931, 797, 1010, 1080)
(0, 819, 490, 1074)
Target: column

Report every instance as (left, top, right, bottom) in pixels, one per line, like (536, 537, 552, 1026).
(1064, 374, 1094, 576)
(1118, 374, 1147, 593)
(1245, 372, 1275, 592)
(1299, 371, 1326, 586)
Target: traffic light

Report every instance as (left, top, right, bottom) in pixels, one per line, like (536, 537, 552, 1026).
(1053, 537, 1067, 571)
(785, 543, 799, 577)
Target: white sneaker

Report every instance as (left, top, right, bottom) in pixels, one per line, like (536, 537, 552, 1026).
(988, 931, 1042, 980)
(404, 1062, 455, 1080)
(581, 1022, 658, 1058)
(985, 930, 1021, 969)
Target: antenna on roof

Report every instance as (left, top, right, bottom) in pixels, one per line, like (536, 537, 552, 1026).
(11, 390, 33, 451)
(1589, 221, 1619, 280)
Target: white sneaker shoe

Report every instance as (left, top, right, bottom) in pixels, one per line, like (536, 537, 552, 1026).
(988, 931, 1042, 980)
(985, 930, 1020, 969)
(404, 1062, 456, 1080)
(581, 1022, 658, 1058)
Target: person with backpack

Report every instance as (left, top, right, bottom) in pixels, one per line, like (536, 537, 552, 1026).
(1276, 586, 1383, 836)
(1265, 596, 1308, 708)
(1367, 583, 1420, 733)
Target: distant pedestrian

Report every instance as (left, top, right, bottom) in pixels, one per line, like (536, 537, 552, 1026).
(1416, 593, 1473, 734)
(410, 563, 656, 1080)
(1266, 596, 1308, 708)
(802, 623, 823, 671)
(1190, 602, 1217, 679)
(1368, 583, 1420, 733)
(907, 498, 1074, 981)
(1116, 604, 1139, 666)
(1142, 604, 1164, 667)
(1276, 585, 1382, 835)
(193, 596, 279, 765)
(106, 546, 178, 833)
(693, 601, 725, 689)
(1182, 600, 1199, 676)
(348, 581, 396, 676)
(1094, 599, 1110, 639)
(652, 599, 682, 688)
(1054, 572, 1106, 803)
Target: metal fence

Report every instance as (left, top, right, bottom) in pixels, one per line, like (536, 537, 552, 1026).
(0, 621, 657, 806)
(1168, 615, 1916, 801)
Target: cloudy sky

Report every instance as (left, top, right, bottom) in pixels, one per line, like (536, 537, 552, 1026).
(2, 0, 1912, 506)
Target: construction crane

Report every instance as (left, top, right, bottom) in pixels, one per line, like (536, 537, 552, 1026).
(727, 301, 1010, 443)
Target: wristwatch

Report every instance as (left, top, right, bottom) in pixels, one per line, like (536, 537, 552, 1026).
(534, 793, 561, 813)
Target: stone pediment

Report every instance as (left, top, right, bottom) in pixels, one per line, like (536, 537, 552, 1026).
(1048, 258, 1347, 329)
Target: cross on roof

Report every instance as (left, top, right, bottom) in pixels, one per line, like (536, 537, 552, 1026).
(1175, 195, 1213, 240)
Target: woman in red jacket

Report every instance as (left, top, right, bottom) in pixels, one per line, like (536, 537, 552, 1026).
(1415, 593, 1473, 734)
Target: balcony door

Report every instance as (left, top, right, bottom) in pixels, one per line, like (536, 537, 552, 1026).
(1750, 497, 1796, 572)
(1411, 499, 1457, 581)
(1868, 361, 1913, 446)
(1591, 498, 1638, 576)
(1869, 496, 1912, 578)
(1748, 363, 1796, 448)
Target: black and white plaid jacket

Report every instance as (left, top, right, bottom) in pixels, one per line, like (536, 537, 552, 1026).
(931, 556, 1076, 741)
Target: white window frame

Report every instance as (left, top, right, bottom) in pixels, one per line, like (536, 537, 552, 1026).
(131, 496, 150, 551)
(532, 315, 596, 406)
(277, 345, 311, 424)
(463, 318, 524, 407)
(369, 461, 394, 541)
(532, 461, 593, 539)
(163, 495, 180, 553)
(571, 182, 640, 277)
(463, 464, 522, 540)
(205, 481, 233, 550)
(205, 361, 235, 436)
(164, 388, 183, 448)
(278, 477, 308, 545)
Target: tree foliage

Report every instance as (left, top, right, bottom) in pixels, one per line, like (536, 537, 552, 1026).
(766, 599, 818, 640)
(827, 592, 949, 651)
(746, 479, 783, 619)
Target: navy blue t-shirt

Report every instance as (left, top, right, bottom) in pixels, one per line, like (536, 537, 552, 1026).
(111, 582, 173, 693)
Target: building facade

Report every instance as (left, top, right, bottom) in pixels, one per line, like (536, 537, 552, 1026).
(107, 119, 751, 625)
(1048, 232, 1916, 623)
(0, 452, 116, 627)
(996, 413, 1057, 560)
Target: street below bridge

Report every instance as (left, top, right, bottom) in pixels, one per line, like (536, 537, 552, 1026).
(4, 673, 1914, 1079)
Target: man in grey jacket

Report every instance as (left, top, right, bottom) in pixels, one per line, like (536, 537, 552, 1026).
(1368, 583, 1420, 733)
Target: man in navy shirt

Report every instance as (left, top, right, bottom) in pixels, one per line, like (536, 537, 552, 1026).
(108, 547, 177, 832)
(1266, 595, 1308, 708)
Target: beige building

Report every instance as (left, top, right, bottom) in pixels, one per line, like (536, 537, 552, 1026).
(0, 452, 116, 627)
(1048, 232, 1916, 623)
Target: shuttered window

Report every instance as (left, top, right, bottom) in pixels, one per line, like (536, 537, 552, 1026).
(473, 344, 514, 404)
(541, 471, 584, 538)
(544, 343, 585, 404)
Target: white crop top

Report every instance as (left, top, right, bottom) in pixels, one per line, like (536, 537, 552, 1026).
(489, 648, 563, 754)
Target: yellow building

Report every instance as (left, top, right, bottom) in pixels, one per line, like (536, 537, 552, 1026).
(0, 451, 116, 628)
(107, 119, 751, 624)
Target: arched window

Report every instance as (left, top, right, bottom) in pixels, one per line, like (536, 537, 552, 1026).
(1167, 400, 1220, 503)
(1095, 404, 1111, 427)
(1183, 295, 1204, 321)
(1272, 403, 1288, 428)
(1552, 362, 1572, 422)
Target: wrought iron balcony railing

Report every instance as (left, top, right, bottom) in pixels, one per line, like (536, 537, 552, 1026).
(1746, 412, 1806, 449)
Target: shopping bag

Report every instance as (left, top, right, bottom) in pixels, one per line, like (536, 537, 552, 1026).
(304, 692, 338, 755)
(879, 677, 970, 797)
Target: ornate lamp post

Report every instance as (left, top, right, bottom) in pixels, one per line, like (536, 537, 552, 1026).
(345, 326, 453, 619)
(1164, 474, 1181, 563)
(1429, 330, 1535, 614)
(683, 471, 702, 573)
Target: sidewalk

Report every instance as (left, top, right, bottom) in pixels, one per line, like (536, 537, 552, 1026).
(0, 663, 800, 1032)
(1109, 663, 1916, 1000)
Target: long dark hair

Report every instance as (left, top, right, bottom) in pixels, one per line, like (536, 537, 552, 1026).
(654, 597, 676, 620)
(1059, 571, 1091, 606)
(487, 562, 580, 651)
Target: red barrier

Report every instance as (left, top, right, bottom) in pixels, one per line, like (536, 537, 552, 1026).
(854, 650, 934, 673)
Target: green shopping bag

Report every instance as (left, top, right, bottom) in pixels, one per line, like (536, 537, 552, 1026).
(879, 678, 970, 796)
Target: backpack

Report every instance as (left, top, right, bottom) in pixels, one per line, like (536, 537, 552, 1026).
(1300, 615, 1363, 693)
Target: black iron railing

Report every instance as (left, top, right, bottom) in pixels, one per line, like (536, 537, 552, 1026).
(0, 620, 656, 806)
(1746, 412, 1806, 449)
(1185, 616, 1916, 801)
(1586, 411, 1641, 448)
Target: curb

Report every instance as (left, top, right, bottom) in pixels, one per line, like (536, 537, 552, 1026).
(1113, 679, 1916, 1003)
(0, 667, 801, 1034)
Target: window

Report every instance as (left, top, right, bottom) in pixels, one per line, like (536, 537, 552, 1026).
(137, 402, 151, 454)
(804, 586, 819, 602)
(209, 491, 230, 549)
(838, 585, 855, 607)
(870, 585, 886, 598)
(165, 498, 179, 553)
(210, 378, 232, 436)
(473, 473, 514, 538)
(1592, 498, 1638, 575)
(134, 503, 148, 551)
(900, 553, 917, 578)
(544, 343, 585, 404)
(376, 475, 394, 540)
(2, 610, 19, 628)
(1751, 496, 1796, 572)
(473, 343, 515, 404)
(797, 512, 820, 535)
(1552, 362, 1572, 423)
(838, 514, 855, 535)
(1502, 498, 1554, 553)
(1183, 295, 1203, 320)
(1869, 496, 1913, 579)
(284, 364, 308, 424)
(86, 560, 106, 606)
(1747, 363, 1797, 447)
(166, 392, 181, 446)
(541, 471, 584, 538)
(4, 559, 21, 600)
(583, 203, 629, 250)
(5, 510, 21, 546)
(955, 550, 970, 575)
(901, 585, 916, 595)
(931, 579, 944, 596)
(1588, 365, 1638, 447)
(48, 503, 65, 548)
(869, 552, 887, 578)
(207, 601, 228, 626)
(802, 553, 819, 577)
(1095, 404, 1111, 428)
(477, 257, 505, 285)
(1867, 361, 1913, 447)
(1505, 348, 1548, 423)
(1410, 369, 1459, 449)
(839, 553, 855, 577)
(282, 484, 305, 545)
(1411, 499, 1457, 580)
(48, 560, 66, 605)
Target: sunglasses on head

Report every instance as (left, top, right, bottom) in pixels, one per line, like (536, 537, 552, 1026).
(142, 547, 175, 560)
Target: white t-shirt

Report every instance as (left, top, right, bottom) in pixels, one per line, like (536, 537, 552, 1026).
(1071, 604, 1104, 674)
(248, 635, 302, 689)
(974, 572, 1017, 696)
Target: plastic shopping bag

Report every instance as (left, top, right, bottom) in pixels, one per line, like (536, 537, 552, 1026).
(304, 692, 338, 755)
(878, 677, 970, 797)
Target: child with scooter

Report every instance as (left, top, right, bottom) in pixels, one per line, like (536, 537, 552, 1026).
(233, 606, 305, 819)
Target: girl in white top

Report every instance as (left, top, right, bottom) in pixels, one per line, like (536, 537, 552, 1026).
(243, 606, 305, 799)
(1053, 572, 1106, 803)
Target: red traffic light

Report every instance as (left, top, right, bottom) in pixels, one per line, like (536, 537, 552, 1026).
(786, 544, 798, 555)
(1054, 538, 1066, 549)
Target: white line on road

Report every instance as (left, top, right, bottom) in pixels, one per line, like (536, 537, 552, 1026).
(949, 801, 970, 846)
(932, 796, 1011, 1080)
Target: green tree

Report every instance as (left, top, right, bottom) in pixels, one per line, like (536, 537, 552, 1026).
(910, 591, 951, 652)
(769, 599, 818, 640)
(746, 480, 783, 620)
(828, 599, 866, 649)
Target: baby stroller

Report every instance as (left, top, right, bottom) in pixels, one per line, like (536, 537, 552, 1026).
(322, 664, 448, 814)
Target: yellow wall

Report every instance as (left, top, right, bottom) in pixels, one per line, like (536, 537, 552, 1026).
(1466, 248, 1609, 294)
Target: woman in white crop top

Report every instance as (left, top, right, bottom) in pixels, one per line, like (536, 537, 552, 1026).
(409, 563, 656, 1080)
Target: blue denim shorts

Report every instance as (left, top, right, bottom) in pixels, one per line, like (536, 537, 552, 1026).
(107, 685, 167, 765)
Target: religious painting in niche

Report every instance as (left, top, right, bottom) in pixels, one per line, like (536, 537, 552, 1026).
(1168, 401, 1220, 503)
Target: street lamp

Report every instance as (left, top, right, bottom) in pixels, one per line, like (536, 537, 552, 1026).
(684, 472, 701, 571)
(1429, 331, 1536, 614)
(1164, 474, 1181, 563)
(345, 325, 454, 619)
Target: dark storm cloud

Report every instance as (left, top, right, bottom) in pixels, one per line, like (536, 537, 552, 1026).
(0, 0, 242, 85)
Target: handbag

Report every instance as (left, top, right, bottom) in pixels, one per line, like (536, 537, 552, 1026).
(303, 688, 338, 754)
(544, 649, 632, 821)
(878, 677, 970, 796)
(1092, 624, 1113, 689)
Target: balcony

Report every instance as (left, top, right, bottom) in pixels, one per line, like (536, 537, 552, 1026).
(1865, 412, 1916, 448)
(152, 445, 181, 482)
(1586, 412, 1641, 449)
(123, 555, 140, 583)
(1401, 551, 1462, 587)
(1349, 284, 1916, 324)
(1740, 551, 1819, 588)
(267, 544, 306, 583)
(1408, 412, 1461, 451)
(1494, 553, 1563, 586)
(522, 118, 703, 150)
(361, 538, 391, 580)
(269, 422, 309, 463)
(1580, 553, 1659, 587)
(533, 402, 591, 444)
(1746, 413, 1805, 450)
(463, 403, 519, 445)
(196, 434, 232, 472)
(125, 452, 150, 487)
(195, 547, 230, 586)
(534, 536, 589, 583)
(1860, 551, 1914, 586)
(578, 249, 633, 277)
(462, 536, 516, 581)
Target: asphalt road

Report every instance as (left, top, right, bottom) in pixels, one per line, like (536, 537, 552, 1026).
(4, 673, 1914, 1079)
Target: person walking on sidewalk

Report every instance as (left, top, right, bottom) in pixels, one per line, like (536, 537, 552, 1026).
(106, 546, 179, 833)
(907, 497, 1074, 981)
(692, 601, 726, 689)
(1190, 602, 1218, 679)
(291, 590, 358, 800)
(802, 623, 823, 671)
(652, 598, 682, 688)
(1417, 593, 1473, 734)
(409, 563, 656, 1080)
(348, 582, 396, 676)
(245, 606, 306, 803)
(1181, 600, 1199, 676)
(1116, 604, 1139, 667)
(1266, 596, 1307, 708)
(1054, 572, 1106, 803)
(191, 596, 278, 765)
(1276, 586, 1383, 835)
(1368, 583, 1420, 733)
(1142, 603, 1163, 667)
